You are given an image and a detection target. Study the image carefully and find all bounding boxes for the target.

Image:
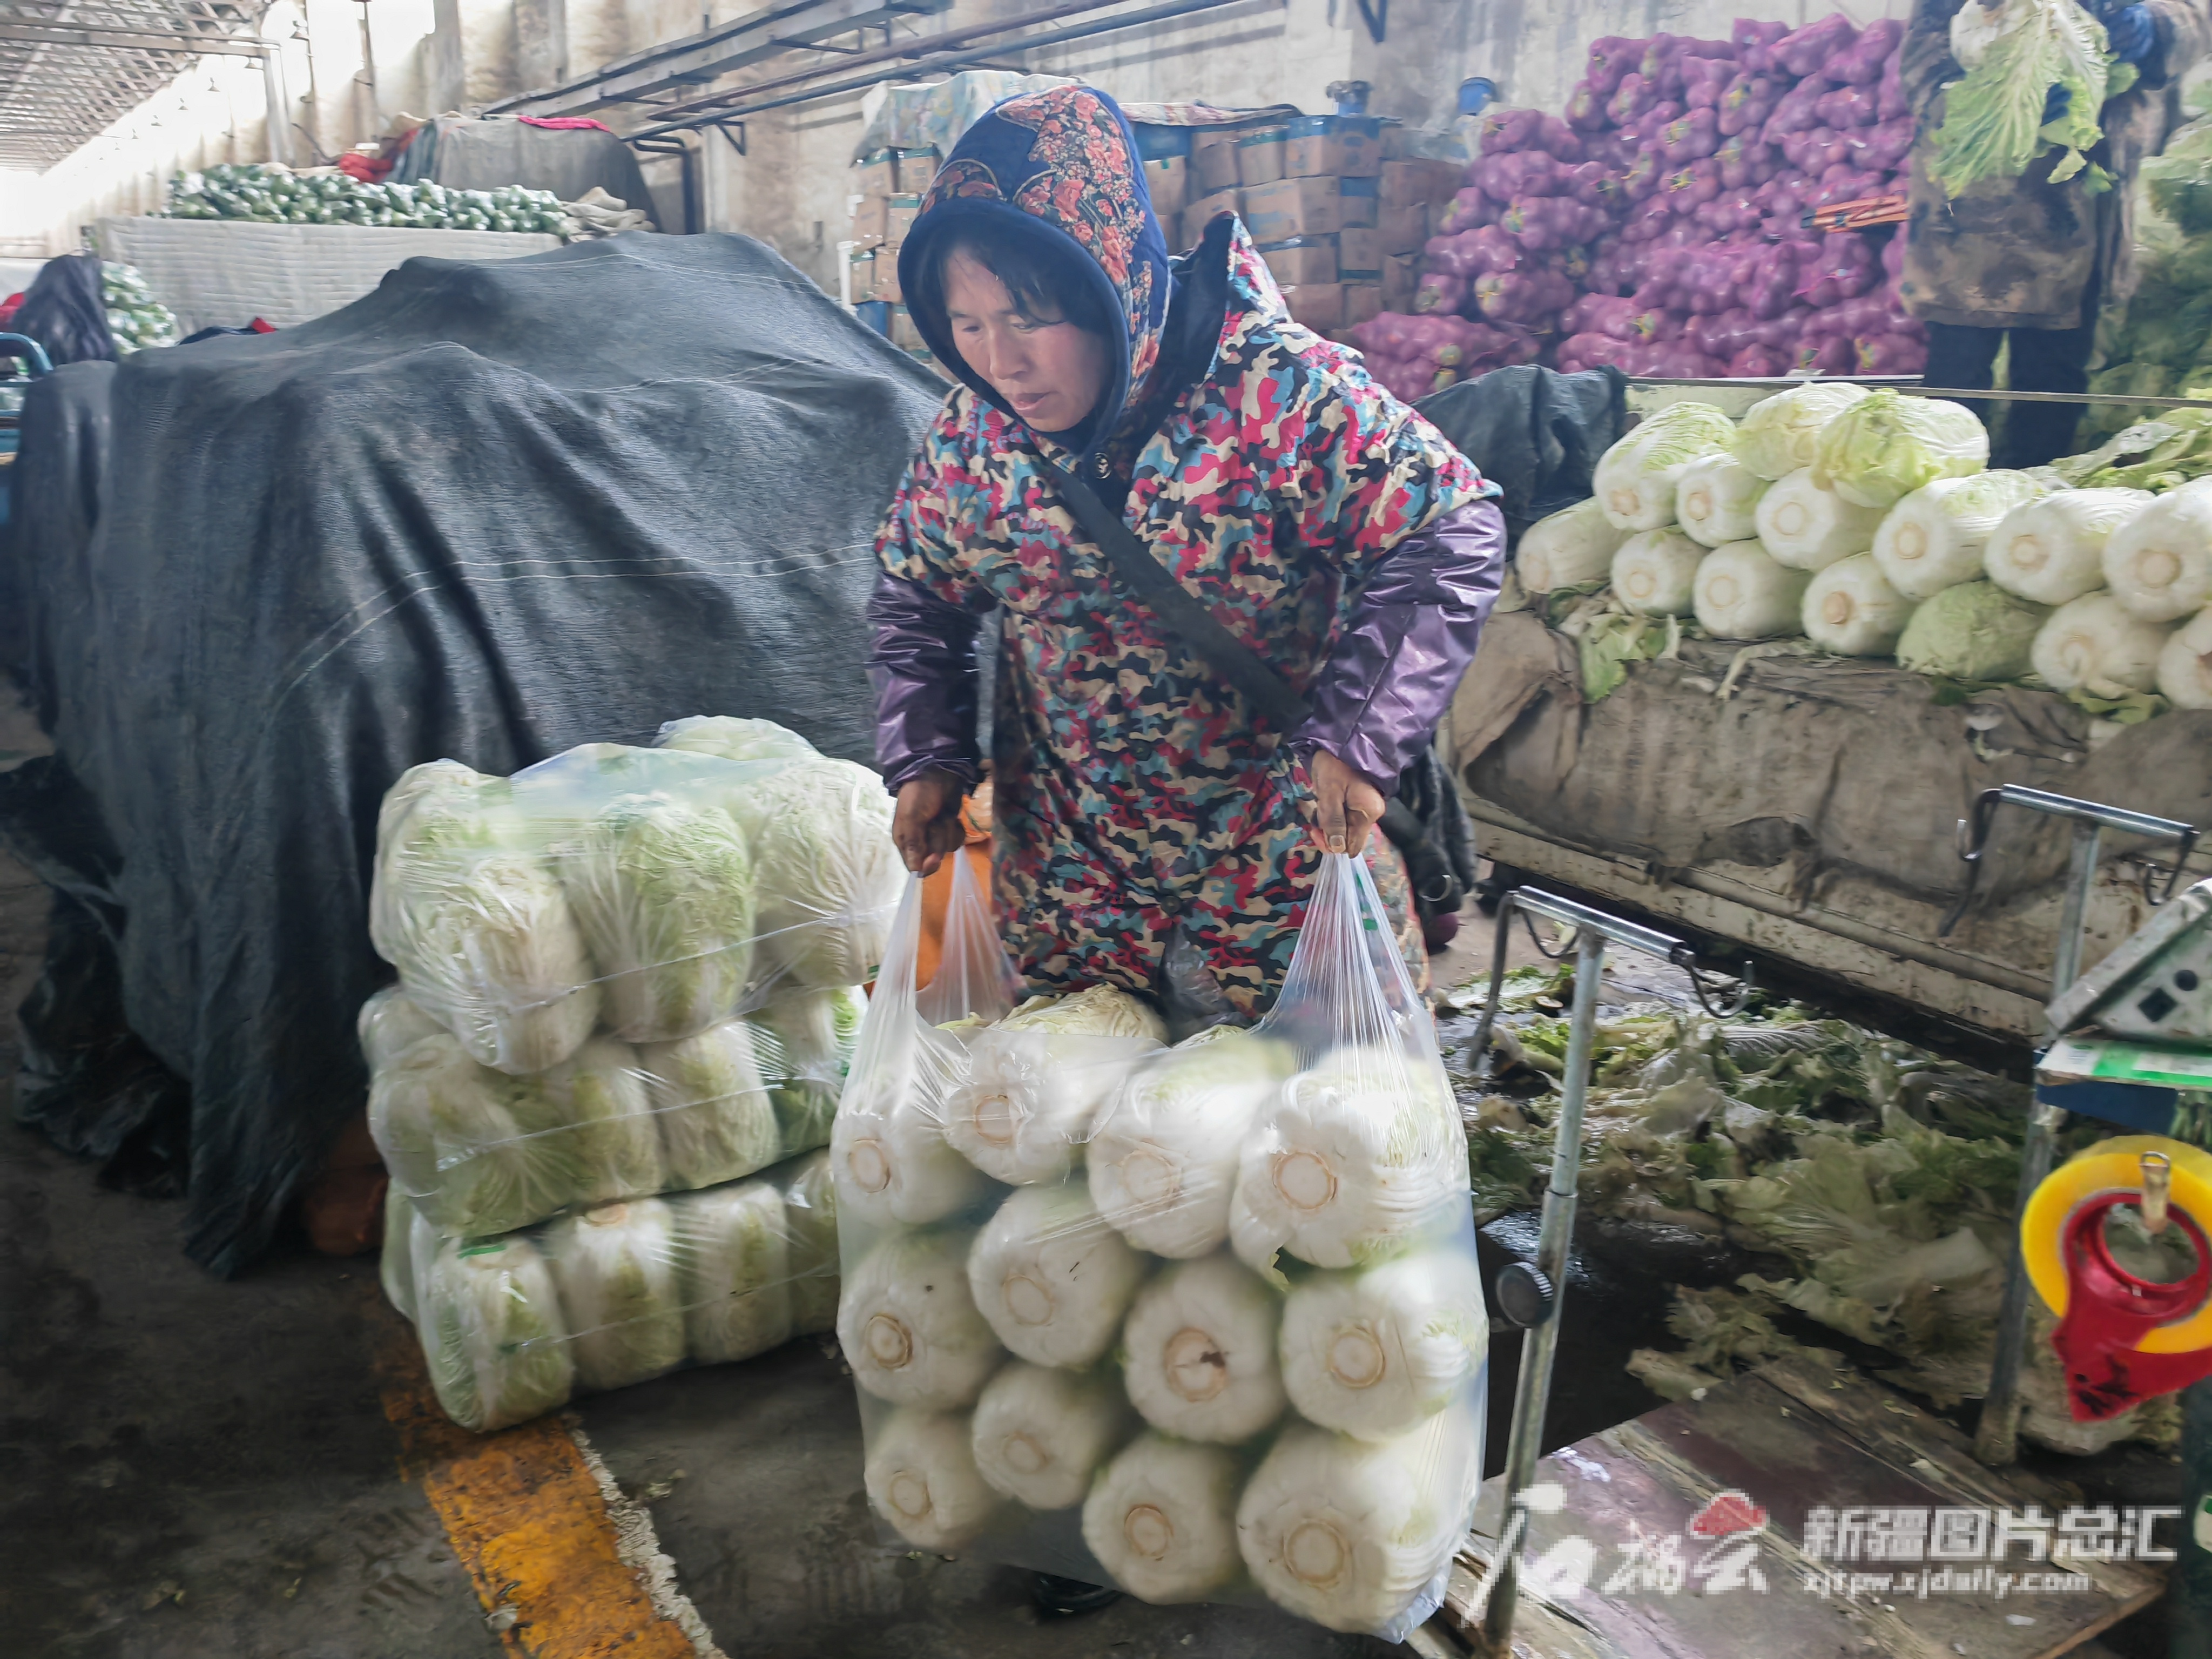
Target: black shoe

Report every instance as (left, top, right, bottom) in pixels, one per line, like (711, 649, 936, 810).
(1031, 1572, 1121, 1617)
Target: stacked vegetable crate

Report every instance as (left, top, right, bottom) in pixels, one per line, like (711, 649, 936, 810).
(846, 145, 938, 362)
(1348, 13, 1926, 401)
(369, 717, 902, 1431)
(1519, 385, 2212, 717)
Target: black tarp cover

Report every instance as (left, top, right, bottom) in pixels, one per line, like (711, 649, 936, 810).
(31, 231, 946, 1273)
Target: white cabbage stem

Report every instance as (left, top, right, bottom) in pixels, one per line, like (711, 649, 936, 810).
(1592, 401, 1738, 531)
(1279, 1251, 1489, 1440)
(2157, 608, 2212, 710)
(1228, 1045, 1464, 1276)
(943, 1029, 1159, 1185)
(1516, 498, 1626, 592)
(1873, 471, 2049, 601)
(2102, 482, 2212, 622)
(1754, 468, 1885, 571)
(1121, 1252, 1286, 1444)
(670, 1178, 793, 1365)
(1802, 554, 1917, 657)
(1081, 1433, 1245, 1603)
(865, 1408, 1000, 1550)
(1235, 1412, 1483, 1636)
(831, 1047, 989, 1228)
(838, 1225, 1003, 1409)
(1610, 528, 1705, 618)
(2031, 592, 2175, 694)
(1675, 454, 1768, 548)
(1088, 1033, 1294, 1258)
(970, 1361, 1133, 1510)
(542, 1198, 688, 1393)
(1983, 488, 2153, 605)
(1692, 540, 1812, 642)
(967, 1183, 1147, 1368)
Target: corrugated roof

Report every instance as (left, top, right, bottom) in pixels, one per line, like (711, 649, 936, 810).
(1, 0, 260, 170)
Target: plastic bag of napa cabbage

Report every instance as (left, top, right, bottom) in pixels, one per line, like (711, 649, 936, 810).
(364, 725, 889, 1242)
(834, 852, 1487, 1642)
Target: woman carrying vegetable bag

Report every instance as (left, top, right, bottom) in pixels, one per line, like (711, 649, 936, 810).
(1899, 0, 2209, 467)
(870, 84, 1505, 1048)
(872, 90, 1498, 1615)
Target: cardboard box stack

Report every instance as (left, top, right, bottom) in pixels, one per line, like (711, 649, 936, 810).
(848, 146, 939, 338)
(1375, 132, 1463, 316)
(1168, 116, 1455, 338)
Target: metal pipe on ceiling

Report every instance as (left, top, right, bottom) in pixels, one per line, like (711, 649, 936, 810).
(629, 0, 1250, 140)
(627, 0, 1144, 128)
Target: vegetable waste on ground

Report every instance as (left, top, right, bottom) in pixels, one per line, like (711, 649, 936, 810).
(1453, 967, 2181, 1456)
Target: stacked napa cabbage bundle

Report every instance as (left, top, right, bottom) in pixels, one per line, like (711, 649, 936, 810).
(385, 1147, 839, 1431)
(365, 717, 886, 1428)
(367, 721, 889, 1239)
(833, 985, 1488, 1640)
(1514, 387, 2212, 717)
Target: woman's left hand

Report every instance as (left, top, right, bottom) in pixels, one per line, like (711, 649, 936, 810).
(1305, 747, 1386, 857)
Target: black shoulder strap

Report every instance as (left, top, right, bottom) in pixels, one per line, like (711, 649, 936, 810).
(1041, 460, 1313, 731)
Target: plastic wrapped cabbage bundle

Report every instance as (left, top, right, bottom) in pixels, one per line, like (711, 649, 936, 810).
(369, 1033, 663, 1237)
(365, 727, 882, 1237)
(369, 761, 603, 1075)
(731, 758, 906, 989)
(834, 853, 1487, 1640)
(383, 1149, 837, 1430)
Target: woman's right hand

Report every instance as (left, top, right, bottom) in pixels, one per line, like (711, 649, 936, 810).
(892, 768, 969, 876)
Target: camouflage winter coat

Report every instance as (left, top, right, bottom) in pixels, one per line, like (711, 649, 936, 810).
(1900, 0, 2212, 331)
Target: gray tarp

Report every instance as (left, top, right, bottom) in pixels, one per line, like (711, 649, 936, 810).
(1453, 611, 2212, 918)
(15, 231, 943, 1273)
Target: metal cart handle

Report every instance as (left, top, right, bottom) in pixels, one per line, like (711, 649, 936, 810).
(0, 334, 53, 376)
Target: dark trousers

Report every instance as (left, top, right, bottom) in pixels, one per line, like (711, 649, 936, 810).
(1922, 308, 2100, 471)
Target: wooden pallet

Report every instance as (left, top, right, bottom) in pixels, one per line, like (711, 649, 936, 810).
(1427, 1353, 2164, 1659)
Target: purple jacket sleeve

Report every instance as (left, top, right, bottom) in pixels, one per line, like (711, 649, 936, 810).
(868, 570, 985, 793)
(1293, 498, 1508, 790)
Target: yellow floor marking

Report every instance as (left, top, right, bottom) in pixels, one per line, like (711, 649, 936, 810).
(374, 1310, 695, 1659)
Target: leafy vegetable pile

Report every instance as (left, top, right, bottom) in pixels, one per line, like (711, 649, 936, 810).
(164, 163, 572, 235)
(1512, 386, 2212, 718)
(1349, 14, 1927, 396)
(1457, 970, 2181, 1455)
(100, 262, 176, 353)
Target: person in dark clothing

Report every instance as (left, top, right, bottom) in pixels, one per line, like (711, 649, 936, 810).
(1900, 0, 2208, 466)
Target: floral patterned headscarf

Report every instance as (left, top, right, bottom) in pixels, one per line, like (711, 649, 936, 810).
(896, 84, 1176, 467)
